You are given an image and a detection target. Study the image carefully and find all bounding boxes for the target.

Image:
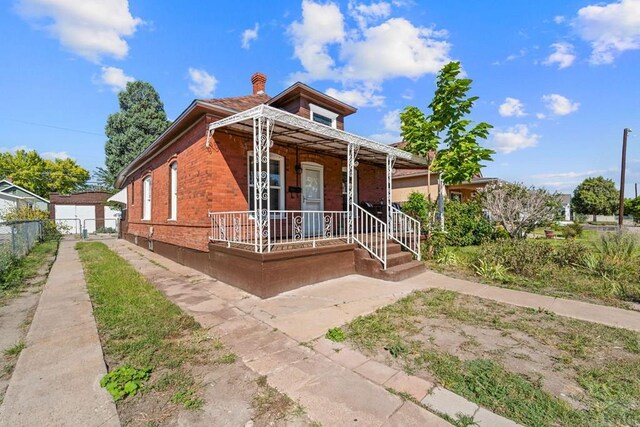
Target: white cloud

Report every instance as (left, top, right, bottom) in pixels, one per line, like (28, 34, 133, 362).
(341, 18, 451, 82)
(498, 97, 526, 117)
(289, 0, 345, 81)
(542, 94, 580, 115)
(0, 146, 72, 160)
(383, 109, 401, 132)
(543, 42, 576, 69)
(554, 15, 566, 24)
(99, 66, 134, 92)
(368, 132, 401, 144)
(492, 125, 540, 154)
(288, 1, 451, 107)
(401, 89, 414, 100)
(42, 151, 71, 160)
(0, 145, 30, 153)
(573, 0, 640, 64)
(241, 23, 259, 49)
(536, 112, 546, 119)
(325, 86, 384, 107)
(187, 68, 218, 98)
(16, 0, 142, 62)
(532, 169, 606, 179)
(349, 1, 392, 29)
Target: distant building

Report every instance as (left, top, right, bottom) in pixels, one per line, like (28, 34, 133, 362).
(559, 194, 571, 221)
(49, 191, 119, 234)
(0, 179, 50, 212)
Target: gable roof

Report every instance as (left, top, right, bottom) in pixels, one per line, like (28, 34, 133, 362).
(0, 179, 49, 203)
(267, 82, 357, 116)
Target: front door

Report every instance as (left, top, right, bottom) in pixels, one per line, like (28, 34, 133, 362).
(301, 163, 324, 236)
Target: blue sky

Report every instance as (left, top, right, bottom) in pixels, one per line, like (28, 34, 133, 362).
(1, 0, 639, 195)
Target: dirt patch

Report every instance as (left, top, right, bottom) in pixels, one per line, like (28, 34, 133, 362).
(346, 289, 640, 417)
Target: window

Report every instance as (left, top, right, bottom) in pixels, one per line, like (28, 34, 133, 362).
(342, 167, 358, 210)
(142, 176, 152, 220)
(450, 191, 462, 202)
(247, 152, 284, 211)
(131, 181, 134, 204)
(310, 103, 338, 128)
(169, 162, 177, 220)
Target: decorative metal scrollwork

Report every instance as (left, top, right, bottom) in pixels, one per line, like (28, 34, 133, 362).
(293, 215, 303, 241)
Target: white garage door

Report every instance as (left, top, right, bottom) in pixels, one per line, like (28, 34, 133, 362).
(54, 205, 96, 234)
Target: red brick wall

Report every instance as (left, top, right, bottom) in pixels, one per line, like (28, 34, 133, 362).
(123, 115, 385, 252)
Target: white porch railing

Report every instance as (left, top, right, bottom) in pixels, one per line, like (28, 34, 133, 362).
(352, 204, 387, 269)
(209, 210, 349, 250)
(389, 205, 421, 260)
(209, 205, 421, 269)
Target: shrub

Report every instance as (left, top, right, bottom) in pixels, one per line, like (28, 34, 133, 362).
(444, 200, 493, 246)
(561, 222, 583, 239)
(480, 239, 554, 277)
(595, 232, 639, 262)
(1, 206, 65, 239)
(402, 191, 437, 235)
(473, 260, 509, 282)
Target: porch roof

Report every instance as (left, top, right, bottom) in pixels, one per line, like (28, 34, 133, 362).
(207, 105, 427, 169)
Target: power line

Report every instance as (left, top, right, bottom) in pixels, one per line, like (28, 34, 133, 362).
(0, 117, 104, 137)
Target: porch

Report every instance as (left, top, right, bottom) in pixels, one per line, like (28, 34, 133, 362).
(206, 104, 427, 271)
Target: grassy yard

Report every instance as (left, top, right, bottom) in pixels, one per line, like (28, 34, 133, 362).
(430, 233, 640, 308)
(342, 289, 640, 426)
(77, 242, 311, 426)
(0, 239, 58, 301)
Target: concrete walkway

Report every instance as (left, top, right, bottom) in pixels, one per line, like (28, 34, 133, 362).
(416, 270, 640, 332)
(0, 238, 119, 427)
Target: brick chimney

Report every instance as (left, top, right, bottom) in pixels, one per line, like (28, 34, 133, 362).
(251, 72, 267, 95)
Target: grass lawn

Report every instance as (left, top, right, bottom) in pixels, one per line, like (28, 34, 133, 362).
(0, 238, 58, 301)
(343, 289, 640, 426)
(77, 242, 310, 426)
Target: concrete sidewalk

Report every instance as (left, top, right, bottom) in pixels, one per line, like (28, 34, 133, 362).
(0, 238, 119, 427)
(416, 270, 640, 332)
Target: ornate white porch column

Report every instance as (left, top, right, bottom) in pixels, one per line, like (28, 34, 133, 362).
(346, 143, 359, 243)
(386, 154, 396, 239)
(253, 116, 274, 253)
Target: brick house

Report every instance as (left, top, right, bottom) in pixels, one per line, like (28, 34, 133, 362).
(115, 73, 427, 297)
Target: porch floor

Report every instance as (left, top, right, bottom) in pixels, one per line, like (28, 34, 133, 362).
(210, 233, 388, 252)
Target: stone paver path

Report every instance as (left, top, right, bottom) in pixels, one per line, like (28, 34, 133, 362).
(105, 239, 527, 426)
(0, 238, 119, 427)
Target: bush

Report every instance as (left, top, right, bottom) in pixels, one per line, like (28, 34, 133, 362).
(561, 222, 583, 239)
(444, 200, 493, 246)
(402, 191, 436, 235)
(1, 206, 64, 239)
(480, 239, 555, 277)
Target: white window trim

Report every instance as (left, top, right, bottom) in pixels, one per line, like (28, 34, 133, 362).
(142, 176, 152, 220)
(247, 152, 285, 213)
(309, 103, 338, 128)
(169, 161, 177, 221)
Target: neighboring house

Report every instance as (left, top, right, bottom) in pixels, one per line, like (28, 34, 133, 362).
(114, 72, 427, 297)
(50, 191, 119, 234)
(559, 194, 572, 221)
(391, 169, 498, 203)
(0, 179, 50, 212)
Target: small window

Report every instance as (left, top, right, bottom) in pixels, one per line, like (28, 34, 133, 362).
(247, 153, 284, 211)
(131, 181, 135, 205)
(169, 162, 177, 220)
(310, 104, 338, 128)
(450, 191, 462, 202)
(142, 176, 152, 220)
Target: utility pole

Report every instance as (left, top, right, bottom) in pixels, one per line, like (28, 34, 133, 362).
(619, 128, 631, 229)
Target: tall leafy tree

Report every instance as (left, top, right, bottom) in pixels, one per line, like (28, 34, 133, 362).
(572, 176, 619, 221)
(104, 81, 170, 187)
(400, 61, 494, 194)
(0, 149, 90, 197)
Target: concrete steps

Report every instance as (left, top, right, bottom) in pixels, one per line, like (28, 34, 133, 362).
(354, 241, 425, 282)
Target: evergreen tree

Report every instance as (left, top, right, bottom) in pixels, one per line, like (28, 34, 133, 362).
(104, 81, 170, 186)
(572, 176, 619, 221)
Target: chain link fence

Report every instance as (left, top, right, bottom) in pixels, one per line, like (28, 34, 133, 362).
(0, 220, 43, 276)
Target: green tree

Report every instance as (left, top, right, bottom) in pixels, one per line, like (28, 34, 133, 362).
(624, 197, 640, 224)
(0, 149, 89, 197)
(572, 176, 619, 222)
(104, 81, 170, 187)
(400, 61, 494, 191)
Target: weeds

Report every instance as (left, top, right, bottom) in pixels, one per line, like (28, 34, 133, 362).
(3, 341, 25, 357)
(472, 260, 508, 282)
(325, 327, 346, 342)
(100, 365, 151, 401)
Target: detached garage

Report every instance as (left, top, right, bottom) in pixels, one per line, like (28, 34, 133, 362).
(49, 191, 119, 234)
